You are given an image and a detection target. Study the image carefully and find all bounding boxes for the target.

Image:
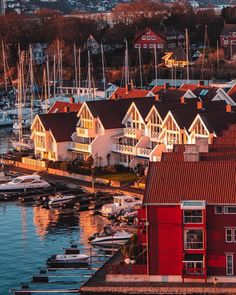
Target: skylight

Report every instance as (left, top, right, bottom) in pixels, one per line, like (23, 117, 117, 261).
(199, 89, 209, 96)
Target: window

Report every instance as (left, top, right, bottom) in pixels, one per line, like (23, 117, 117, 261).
(146, 36, 151, 40)
(226, 254, 233, 275)
(184, 261, 204, 275)
(141, 36, 146, 40)
(184, 210, 203, 224)
(135, 44, 141, 48)
(143, 44, 147, 48)
(224, 40, 229, 45)
(215, 206, 223, 214)
(184, 229, 203, 250)
(151, 36, 156, 40)
(225, 206, 236, 214)
(225, 228, 236, 242)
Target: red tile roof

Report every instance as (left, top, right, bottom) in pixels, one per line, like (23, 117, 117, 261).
(228, 84, 236, 102)
(144, 161, 236, 204)
(110, 87, 149, 100)
(48, 101, 81, 113)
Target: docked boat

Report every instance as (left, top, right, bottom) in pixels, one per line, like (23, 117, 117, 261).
(90, 226, 132, 247)
(0, 174, 51, 192)
(11, 136, 34, 151)
(100, 195, 142, 217)
(48, 194, 78, 208)
(47, 254, 89, 268)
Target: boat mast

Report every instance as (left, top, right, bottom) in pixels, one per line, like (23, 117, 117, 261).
(53, 54, 56, 98)
(216, 40, 219, 68)
(46, 55, 50, 102)
(185, 28, 190, 82)
(74, 44, 78, 89)
(138, 47, 143, 89)
(201, 25, 208, 80)
(43, 68, 48, 113)
(87, 50, 92, 100)
(29, 44, 34, 124)
(154, 45, 157, 86)
(124, 39, 129, 89)
(17, 63, 23, 152)
(78, 47, 81, 100)
(2, 40, 7, 92)
(101, 43, 106, 98)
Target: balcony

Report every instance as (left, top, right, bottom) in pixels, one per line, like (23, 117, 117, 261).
(136, 147, 152, 158)
(112, 144, 136, 155)
(76, 127, 95, 138)
(72, 142, 91, 153)
(150, 131, 160, 141)
(124, 128, 143, 139)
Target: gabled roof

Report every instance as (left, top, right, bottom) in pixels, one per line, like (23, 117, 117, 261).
(48, 101, 81, 114)
(110, 87, 150, 100)
(133, 27, 166, 43)
(164, 46, 187, 61)
(228, 83, 236, 102)
(38, 112, 78, 142)
(221, 23, 236, 36)
(144, 161, 236, 205)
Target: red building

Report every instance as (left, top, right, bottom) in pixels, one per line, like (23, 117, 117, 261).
(220, 23, 236, 57)
(133, 27, 166, 50)
(138, 132, 236, 283)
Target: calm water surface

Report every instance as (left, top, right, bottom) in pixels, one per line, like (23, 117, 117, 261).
(0, 202, 106, 294)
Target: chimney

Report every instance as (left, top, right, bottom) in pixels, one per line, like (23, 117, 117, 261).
(180, 96, 185, 104)
(184, 145, 200, 162)
(125, 84, 129, 94)
(164, 82, 169, 90)
(63, 106, 70, 113)
(198, 80, 204, 86)
(197, 101, 203, 110)
(226, 104, 232, 113)
(70, 97, 75, 103)
(195, 137, 209, 153)
(155, 94, 159, 101)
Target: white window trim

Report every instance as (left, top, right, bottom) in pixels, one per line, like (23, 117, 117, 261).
(225, 228, 236, 243)
(225, 206, 236, 214)
(226, 254, 234, 276)
(215, 206, 223, 214)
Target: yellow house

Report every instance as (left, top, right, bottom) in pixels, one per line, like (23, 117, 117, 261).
(162, 46, 194, 68)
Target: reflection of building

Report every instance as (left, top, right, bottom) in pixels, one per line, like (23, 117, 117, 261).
(0, 0, 6, 15)
(79, 211, 106, 245)
(33, 207, 59, 238)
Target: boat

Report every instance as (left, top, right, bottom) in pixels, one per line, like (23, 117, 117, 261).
(90, 225, 132, 247)
(11, 136, 34, 151)
(48, 194, 78, 208)
(13, 119, 31, 131)
(0, 112, 13, 127)
(0, 174, 51, 192)
(100, 195, 142, 217)
(47, 254, 89, 268)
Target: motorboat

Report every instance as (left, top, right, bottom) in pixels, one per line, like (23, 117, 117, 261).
(11, 136, 34, 151)
(48, 194, 78, 208)
(0, 174, 51, 192)
(47, 254, 89, 268)
(100, 195, 142, 217)
(90, 225, 132, 247)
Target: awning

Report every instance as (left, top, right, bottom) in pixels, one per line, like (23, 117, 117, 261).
(183, 254, 203, 262)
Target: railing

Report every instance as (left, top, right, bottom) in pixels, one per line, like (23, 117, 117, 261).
(106, 264, 147, 275)
(150, 131, 159, 140)
(76, 127, 95, 138)
(72, 142, 91, 153)
(136, 147, 151, 157)
(22, 157, 46, 168)
(184, 242, 203, 250)
(124, 128, 143, 138)
(183, 267, 205, 277)
(112, 144, 136, 155)
(184, 216, 203, 224)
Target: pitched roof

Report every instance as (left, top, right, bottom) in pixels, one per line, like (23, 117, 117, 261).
(165, 46, 187, 61)
(221, 23, 236, 36)
(110, 87, 150, 100)
(48, 101, 81, 114)
(38, 112, 78, 142)
(133, 27, 166, 43)
(144, 161, 236, 205)
(228, 83, 236, 102)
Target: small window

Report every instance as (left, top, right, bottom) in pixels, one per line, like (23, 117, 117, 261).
(151, 36, 156, 40)
(146, 36, 151, 40)
(226, 254, 234, 275)
(143, 44, 147, 48)
(141, 36, 146, 40)
(226, 229, 233, 242)
(225, 206, 236, 214)
(215, 206, 223, 214)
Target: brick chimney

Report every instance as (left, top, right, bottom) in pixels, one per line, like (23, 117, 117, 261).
(180, 96, 185, 104)
(63, 106, 70, 113)
(70, 97, 75, 103)
(184, 145, 200, 162)
(164, 82, 169, 90)
(226, 104, 232, 113)
(197, 101, 203, 110)
(155, 94, 159, 101)
(195, 137, 209, 153)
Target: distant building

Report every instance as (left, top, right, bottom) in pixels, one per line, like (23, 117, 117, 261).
(85, 34, 100, 55)
(162, 46, 194, 68)
(133, 27, 166, 50)
(0, 0, 6, 15)
(220, 23, 236, 57)
(32, 43, 47, 65)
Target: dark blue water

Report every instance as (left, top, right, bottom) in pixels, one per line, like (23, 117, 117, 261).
(0, 202, 106, 294)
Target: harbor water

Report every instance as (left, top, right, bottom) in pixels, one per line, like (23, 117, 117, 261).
(0, 202, 106, 294)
